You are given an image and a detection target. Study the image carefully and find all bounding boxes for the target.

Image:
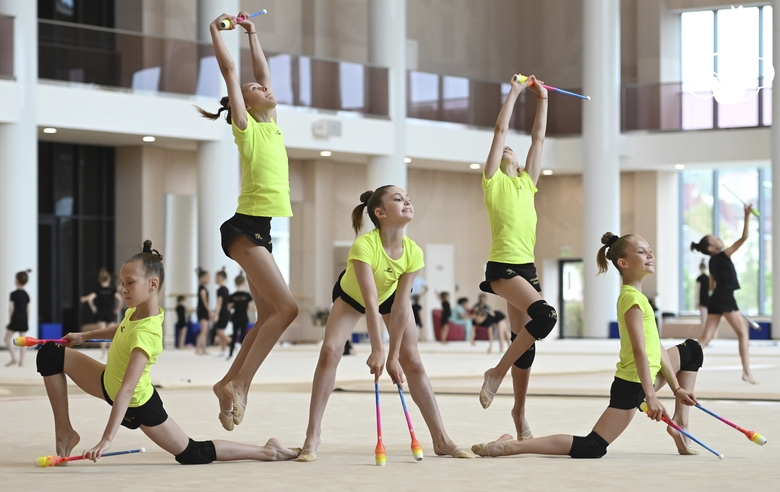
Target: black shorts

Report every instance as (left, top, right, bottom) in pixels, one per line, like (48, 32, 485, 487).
(101, 372, 168, 429)
(708, 288, 739, 315)
(480, 262, 542, 294)
(7, 319, 28, 333)
(197, 308, 209, 322)
(220, 213, 273, 258)
(332, 270, 395, 315)
(95, 309, 115, 323)
(608, 377, 645, 411)
(215, 313, 230, 329)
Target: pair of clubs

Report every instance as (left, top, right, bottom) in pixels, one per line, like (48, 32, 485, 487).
(375, 383, 423, 465)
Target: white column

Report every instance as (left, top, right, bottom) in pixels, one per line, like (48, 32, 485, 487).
(0, 1, 38, 336)
(367, 0, 407, 191)
(582, 0, 621, 338)
(197, 0, 242, 292)
(771, 1, 780, 339)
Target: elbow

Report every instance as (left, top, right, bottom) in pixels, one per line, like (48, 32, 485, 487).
(219, 61, 237, 75)
(494, 125, 508, 135)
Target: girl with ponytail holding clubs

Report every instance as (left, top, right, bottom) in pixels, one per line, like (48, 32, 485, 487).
(691, 204, 756, 384)
(35, 241, 299, 465)
(477, 74, 554, 442)
(5, 269, 31, 367)
(297, 187, 474, 462)
(472, 233, 704, 459)
(195, 12, 298, 430)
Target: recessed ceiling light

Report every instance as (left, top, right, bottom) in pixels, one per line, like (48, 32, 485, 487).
(542, 169, 554, 175)
(404, 157, 412, 163)
(674, 164, 685, 170)
(142, 136, 156, 142)
(320, 150, 332, 157)
(43, 127, 57, 134)
(469, 163, 481, 170)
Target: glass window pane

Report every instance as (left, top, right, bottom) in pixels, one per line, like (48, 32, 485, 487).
(762, 168, 772, 314)
(762, 6, 773, 126)
(717, 169, 760, 314)
(681, 170, 714, 313)
(681, 11, 714, 129)
(54, 145, 74, 216)
(716, 7, 759, 128)
(81, 147, 104, 216)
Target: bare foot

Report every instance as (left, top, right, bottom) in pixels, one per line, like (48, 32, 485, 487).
(666, 425, 698, 455)
(479, 368, 503, 409)
(213, 381, 234, 431)
(230, 383, 248, 425)
(433, 442, 476, 459)
(55, 430, 80, 465)
(5, 360, 17, 367)
(472, 433, 513, 457)
(742, 373, 758, 385)
(265, 438, 299, 461)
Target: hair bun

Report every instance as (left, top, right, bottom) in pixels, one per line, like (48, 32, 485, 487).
(601, 232, 616, 246)
(142, 240, 153, 253)
(359, 190, 373, 205)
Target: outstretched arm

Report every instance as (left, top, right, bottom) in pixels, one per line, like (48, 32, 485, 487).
(523, 76, 549, 186)
(724, 205, 753, 257)
(484, 75, 528, 180)
(238, 11, 277, 122)
(210, 14, 247, 130)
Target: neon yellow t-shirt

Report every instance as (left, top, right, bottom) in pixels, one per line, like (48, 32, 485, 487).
(103, 307, 164, 407)
(232, 116, 293, 217)
(340, 228, 424, 307)
(483, 169, 537, 264)
(615, 285, 661, 383)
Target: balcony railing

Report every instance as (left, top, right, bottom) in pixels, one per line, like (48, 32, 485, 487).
(37, 19, 389, 117)
(623, 81, 773, 132)
(0, 15, 13, 79)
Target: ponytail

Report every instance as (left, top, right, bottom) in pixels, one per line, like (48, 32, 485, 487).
(216, 267, 227, 280)
(690, 236, 712, 255)
(194, 96, 232, 124)
(195, 267, 208, 279)
(350, 185, 394, 236)
(15, 269, 32, 286)
(596, 232, 633, 275)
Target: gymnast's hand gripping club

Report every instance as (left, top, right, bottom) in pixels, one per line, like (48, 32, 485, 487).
(513, 74, 591, 100)
(640, 402, 724, 459)
(219, 9, 268, 30)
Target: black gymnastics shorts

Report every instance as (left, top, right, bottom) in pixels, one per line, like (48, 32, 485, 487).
(215, 313, 230, 329)
(6, 319, 28, 333)
(220, 213, 273, 258)
(101, 372, 168, 429)
(608, 377, 645, 411)
(332, 270, 396, 315)
(480, 262, 542, 294)
(95, 309, 115, 323)
(708, 288, 739, 315)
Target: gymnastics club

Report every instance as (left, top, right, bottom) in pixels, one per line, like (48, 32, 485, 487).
(397, 384, 424, 461)
(375, 383, 386, 466)
(695, 404, 767, 446)
(219, 9, 268, 30)
(640, 402, 723, 459)
(722, 184, 760, 217)
(13, 336, 112, 347)
(513, 74, 591, 101)
(34, 448, 145, 467)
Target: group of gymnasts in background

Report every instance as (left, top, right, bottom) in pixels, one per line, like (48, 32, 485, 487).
(19, 11, 755, 465)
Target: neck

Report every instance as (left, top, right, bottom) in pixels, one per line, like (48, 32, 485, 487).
(248, 108, 273, 123)
(621, 271, 647, 290)
(132, 297, 159, 320)
(378, 225, 405, 248)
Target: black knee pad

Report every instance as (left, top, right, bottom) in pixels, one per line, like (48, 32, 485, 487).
(36, 343, 65, 377)
(569, 431, 608, 459)
(175, 438, 217, 465)
(525, 300, 557, 340)
(510, 332, 536, 369)
(677, 339, 703, 372)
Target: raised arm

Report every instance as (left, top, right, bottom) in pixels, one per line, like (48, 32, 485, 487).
(238, 11, 277, 122)
(724, 205, 753, 257)
(210, 14, 248, 130)
(523, 76, 549, 186)
(354, 261, 385, 382)
(484, 75, 528, 179)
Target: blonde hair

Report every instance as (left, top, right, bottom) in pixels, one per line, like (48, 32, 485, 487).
(596, 232, 634, 275)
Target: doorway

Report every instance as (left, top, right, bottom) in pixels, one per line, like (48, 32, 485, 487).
(559, 259, 584, 338)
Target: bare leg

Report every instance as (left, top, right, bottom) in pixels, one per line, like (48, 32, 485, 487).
(178, 327, 187, 349)
(298, 300, 362, 461)
(96, 322, 108, 358)
(18, 344, 25, 367)
(389, 312, 474, 458)
(439, 322, 449, 343)
(479, 277, 543, 409)
(498, 319, 511, 353)
(698, 314, 721, 348)
(654, 346, 699, 454)
(5, 330, 18, 365)
(196, 320, 209, 355)
(486, 324, 494, 354)
(699, 305, 708, 331)
(723, 311, 755, 384)
(218, 235, 298, 425)
(506, 304, 533, 439)
(216, 329, 228, 353)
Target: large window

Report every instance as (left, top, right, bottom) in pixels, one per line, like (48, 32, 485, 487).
(680, 169, 770, 316)
(681, 6, 773, 129)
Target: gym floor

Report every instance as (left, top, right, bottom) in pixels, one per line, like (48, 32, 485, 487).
(1, 339, 778, 491)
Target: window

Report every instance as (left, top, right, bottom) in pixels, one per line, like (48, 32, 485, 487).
(680, 168, 769, 316)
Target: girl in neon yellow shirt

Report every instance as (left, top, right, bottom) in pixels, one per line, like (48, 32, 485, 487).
(36, 241, 299, 464)
(195, 12, 298, 431)
(472, 233, 703, 459)
(297, 186, 474, 462)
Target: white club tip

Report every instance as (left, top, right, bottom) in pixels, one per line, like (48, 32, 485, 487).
(140, 447, 146, 453)
(586, 96, 592, 101)
(718, 454, 724, 460)
(261, 9, 268, 14)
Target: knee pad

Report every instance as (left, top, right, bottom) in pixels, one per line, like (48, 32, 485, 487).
(510, 332, 536, 369)
(525, 300, 557, 340)
(175, 439, 216, 465)
(36, 343, 65, 377)
(569, 431, 608, 459)
(677, 339, 704, 372)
